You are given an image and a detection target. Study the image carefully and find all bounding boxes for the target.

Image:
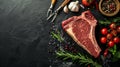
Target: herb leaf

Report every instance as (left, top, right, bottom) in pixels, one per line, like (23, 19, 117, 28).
(99, 17, 120, 25)
(51, 31, 64, 42)
(113, 17, 120, 22)
(109, 45, 116, 55)
(109, 45, 120, 62)
(112, 51, 120, 62)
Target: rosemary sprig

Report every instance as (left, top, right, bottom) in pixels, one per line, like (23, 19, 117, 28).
(56, 49, 102, 67)
(51, 31, 64, 42)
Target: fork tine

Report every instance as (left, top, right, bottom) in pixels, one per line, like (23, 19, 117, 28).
(47, 9, 50, 17)
(47, 5, 53, 17)
(47, 9, 52, 17)
(47, 13, 55, 20)
(51, 13, 57, 22)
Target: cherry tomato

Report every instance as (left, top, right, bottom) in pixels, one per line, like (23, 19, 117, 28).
(110, 23, 116, 30)
(104, 49, 108, 57)
(82, 0, 94, 6)
(117, 26, 120, 33)
(108, 41, 114, 47)
(113, 37, 119, 43)
(101, 28, 108, 35)
(111, 30, 117, 36)
(100, 37, 107, 44)
(107, 33, 113, 40)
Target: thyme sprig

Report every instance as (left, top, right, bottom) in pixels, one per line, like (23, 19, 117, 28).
(56, 48, 102, 67)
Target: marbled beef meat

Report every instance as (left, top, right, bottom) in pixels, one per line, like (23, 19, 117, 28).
(62, 11, 101, 58)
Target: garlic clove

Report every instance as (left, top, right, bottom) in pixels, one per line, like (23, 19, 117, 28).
(68, 1, 80, 12)
(71, 6, 79, 12)
(75, 1, 79, 4)
(68, 2, 75, 10)
(63, 5, 69, 13)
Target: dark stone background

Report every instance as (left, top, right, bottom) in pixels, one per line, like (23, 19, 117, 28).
(0, 0, 119, 67)
(0, 0, 50, 67)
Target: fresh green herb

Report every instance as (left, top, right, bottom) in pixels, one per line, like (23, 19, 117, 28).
(99, 17, 120, 25)
(56, 48, 102, 67)
(51, 31, 64, 42)
(112, 17, 120, 22)
(109, 45, 120, 62)
(112, 51, 120, 62)
(99, 20, 111, 25)
(109, 45, 117, 55)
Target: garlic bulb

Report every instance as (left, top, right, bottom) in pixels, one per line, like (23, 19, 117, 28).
(68, 1, 80, 12)
(63, 5, 69, 13)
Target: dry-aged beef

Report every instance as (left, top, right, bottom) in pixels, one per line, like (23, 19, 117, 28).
(62, 11, 101, 58)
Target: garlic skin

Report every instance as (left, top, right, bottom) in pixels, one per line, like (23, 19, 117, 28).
(63, 5, 69, 13)
(68, 1, 80, 12)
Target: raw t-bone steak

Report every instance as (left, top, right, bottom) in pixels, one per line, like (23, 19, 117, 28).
(62, 11, 101, 58)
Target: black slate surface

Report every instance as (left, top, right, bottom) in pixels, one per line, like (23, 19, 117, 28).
(0, 0, 120, 67)
(0, 0, 50, 67)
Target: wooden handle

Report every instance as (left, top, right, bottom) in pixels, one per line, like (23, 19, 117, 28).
(51, 0, 56, 5)
(60, 0, 70, 8)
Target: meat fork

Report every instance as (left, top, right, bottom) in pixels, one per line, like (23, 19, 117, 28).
(47, 0, 70, 22)
(47, 0, 57, 17)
